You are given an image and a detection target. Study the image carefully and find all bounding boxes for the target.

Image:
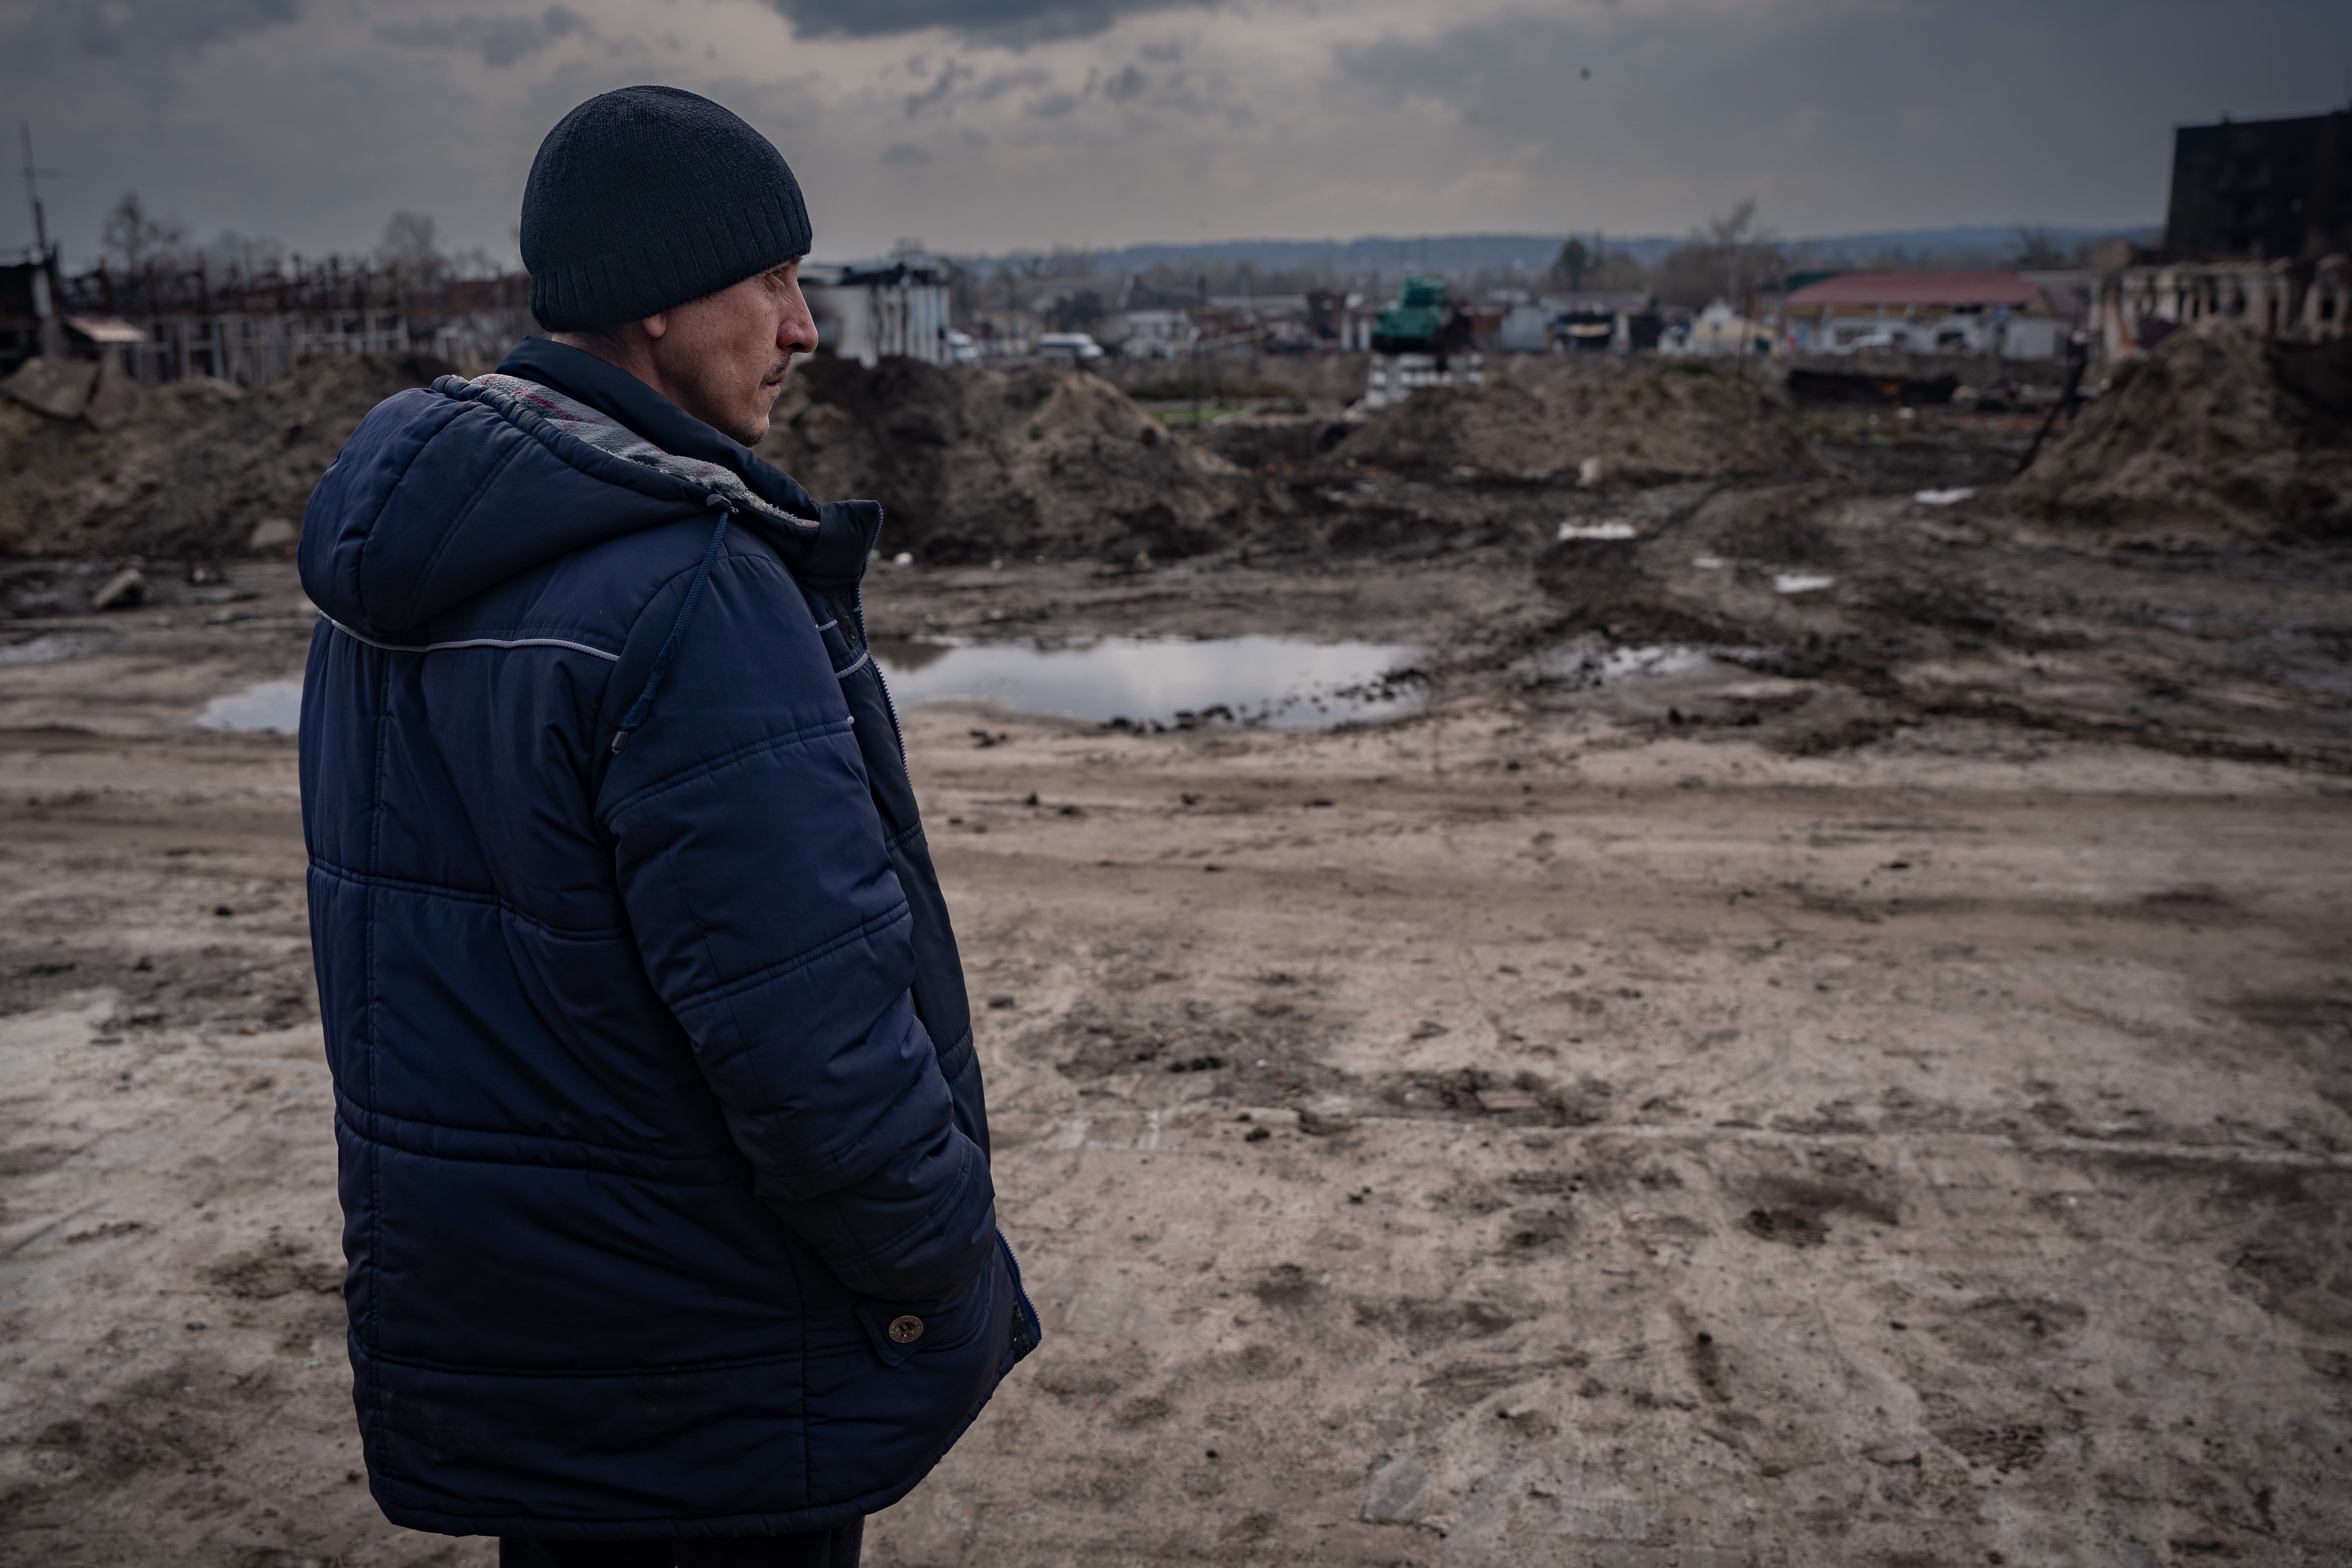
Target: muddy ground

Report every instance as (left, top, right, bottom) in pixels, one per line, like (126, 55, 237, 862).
(5, 452, 2352, 1568)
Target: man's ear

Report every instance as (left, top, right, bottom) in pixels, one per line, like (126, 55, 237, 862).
(641, 311, 669, 340)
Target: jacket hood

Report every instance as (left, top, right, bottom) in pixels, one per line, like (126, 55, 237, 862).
(301, 343, 873, 637)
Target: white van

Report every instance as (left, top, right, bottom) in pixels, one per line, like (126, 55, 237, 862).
(1036, 333, 1106, 363)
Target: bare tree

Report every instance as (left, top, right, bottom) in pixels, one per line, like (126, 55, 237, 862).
(1709, 199, 1779, 314)
(377, 211, 447, 285)
(2012, 227, 2071, 269)
(101, 192, 187, 276)
(202, 230, 285, 275)
(1653, 199, 1782, 310)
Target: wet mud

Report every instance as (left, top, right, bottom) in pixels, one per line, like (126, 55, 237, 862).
(3, 534, 2349, 1565)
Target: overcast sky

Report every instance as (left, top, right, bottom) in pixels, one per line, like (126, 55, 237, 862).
(2, 0, 2345, 267)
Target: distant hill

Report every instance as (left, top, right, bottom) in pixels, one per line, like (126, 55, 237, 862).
(957, 226, 2159, 278)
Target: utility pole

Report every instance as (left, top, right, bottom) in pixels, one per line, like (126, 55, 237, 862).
(20, 122, 61, 262)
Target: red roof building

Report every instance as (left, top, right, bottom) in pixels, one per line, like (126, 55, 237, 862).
(1784, 271, 2085, 358)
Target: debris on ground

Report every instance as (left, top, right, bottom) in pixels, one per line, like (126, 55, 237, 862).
(2007, 319, 2352, 541)
(0, 355, 453, 559)
(1330, 362, 1823, 486)
(757, 357, 1253, 563)
(1187, 411, 1355, 475)
(1, 356, 106, 420)
(89, 565, 147, 611)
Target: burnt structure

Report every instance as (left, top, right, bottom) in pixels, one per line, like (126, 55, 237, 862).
(2163, 108, 2352, 263)
(0, 254, 534, 385)
(2095, 108, 2352, 357)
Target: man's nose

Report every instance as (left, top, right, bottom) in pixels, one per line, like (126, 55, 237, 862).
(778, 289, 819, 357)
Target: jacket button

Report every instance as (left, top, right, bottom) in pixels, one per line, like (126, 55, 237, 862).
(888, 1315, 924, 1344)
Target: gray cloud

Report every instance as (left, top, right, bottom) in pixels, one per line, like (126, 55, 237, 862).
(1331, 0, 2352, 232)
(93, 0, 301, 54)
(3, 0, 2347, 271)
(1, 0, 301, 69)
(903, 61, 1059, 118)
(903, 59, 974, 115)
(766, 0, 1205, 43)
(376, 7, 591, 69)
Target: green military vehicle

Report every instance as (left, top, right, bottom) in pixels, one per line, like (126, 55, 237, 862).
(1370, 275, 1475, 358)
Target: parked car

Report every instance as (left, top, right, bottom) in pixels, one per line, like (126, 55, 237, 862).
(1036, 332, 1106, 363)
(944, 328, 979, 364)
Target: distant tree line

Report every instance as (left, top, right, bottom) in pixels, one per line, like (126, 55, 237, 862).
(84, 192, 508, 286)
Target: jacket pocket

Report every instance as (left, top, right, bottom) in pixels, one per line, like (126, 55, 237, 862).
(997, 1229, 1042, 1371)
(852, 1254, 995, 1369)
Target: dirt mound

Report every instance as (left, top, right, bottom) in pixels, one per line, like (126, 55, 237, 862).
(2008, 320, 2352, 540)
(1333, 363, 1822, 485)
(758, 358, 1253, 563)
(1, 354, 453, 558)
(4, 353, 1253, 567)
(1190, 412, 1354, 475)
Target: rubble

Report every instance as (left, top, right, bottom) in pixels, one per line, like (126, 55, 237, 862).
(0, 355, 453, 560)
(1331, 361, 1824, 485)
(758, 357, 1253, 563)
(89, 566, 147, 611)
(2008, 318, 2352, 541)
(4, 351, 1251, 567)
(1, 357, 104, 420)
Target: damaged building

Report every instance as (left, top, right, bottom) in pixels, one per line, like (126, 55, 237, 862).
(2098, 105, 2352, 353)
(0, 248, 535, 397)
(802, 253, 954, 367)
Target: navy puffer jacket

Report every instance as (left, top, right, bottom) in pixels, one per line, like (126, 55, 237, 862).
(297, 339, 1036, 1540)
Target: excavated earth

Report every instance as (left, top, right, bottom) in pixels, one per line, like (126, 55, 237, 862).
(2005, 320, 2352, 545)
(756, 357, 1253, 565)
(0, 356, 458, 560)
(3, 342, 2351, 1566)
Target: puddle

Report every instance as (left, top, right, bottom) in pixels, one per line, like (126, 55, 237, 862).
(872, 636, 1424, 730)
(198, 678, 303, 734)
(195, 638, 1427, 736)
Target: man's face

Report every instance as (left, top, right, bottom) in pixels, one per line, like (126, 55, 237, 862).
(647, 261, 819, 445)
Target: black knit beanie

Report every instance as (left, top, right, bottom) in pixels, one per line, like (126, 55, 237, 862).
(521, 85, 813, 332)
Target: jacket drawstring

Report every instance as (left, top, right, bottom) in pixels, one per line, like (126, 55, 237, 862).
(611, 499, 732, 755)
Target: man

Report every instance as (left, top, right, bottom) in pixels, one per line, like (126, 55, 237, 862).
(298, 86, 1037, 1568)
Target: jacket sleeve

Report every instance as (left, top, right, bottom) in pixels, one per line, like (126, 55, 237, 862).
(595, 537, 995, 1304)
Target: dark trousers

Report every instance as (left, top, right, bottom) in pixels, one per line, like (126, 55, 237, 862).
(498, 1518, 861, 1568)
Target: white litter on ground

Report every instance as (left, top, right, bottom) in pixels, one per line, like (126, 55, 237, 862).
(1692, 555, 1729, 570)
(1557, 521, 1638, 541)
(1772, 573, 1837, 595)
(1598, 644, 1716, 680)
(0, 635, 92, 667)
(1913, 487, 1977, 506)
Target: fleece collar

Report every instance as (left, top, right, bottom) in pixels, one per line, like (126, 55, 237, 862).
(491, 337, 819, 523)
